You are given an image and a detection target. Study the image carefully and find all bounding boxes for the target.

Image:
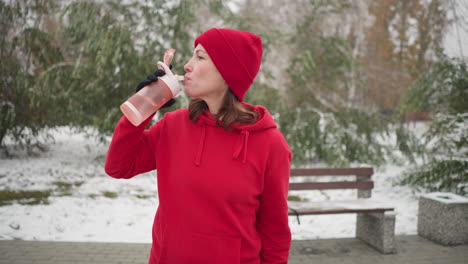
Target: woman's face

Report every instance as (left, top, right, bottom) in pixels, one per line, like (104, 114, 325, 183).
(183, 44, 228, 101)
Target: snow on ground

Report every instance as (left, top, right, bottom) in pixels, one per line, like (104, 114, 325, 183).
(0, 126, 423, 242)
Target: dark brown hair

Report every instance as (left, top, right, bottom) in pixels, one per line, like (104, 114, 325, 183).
(189, 89, 258, 130)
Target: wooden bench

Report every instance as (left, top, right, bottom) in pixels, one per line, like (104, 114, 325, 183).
(287, 167, 396, 254)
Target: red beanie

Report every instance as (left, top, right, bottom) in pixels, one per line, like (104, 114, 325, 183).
(194, 28, 263, 101)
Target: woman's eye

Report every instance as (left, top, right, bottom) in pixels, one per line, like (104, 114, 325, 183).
(197, 56, 204, 60)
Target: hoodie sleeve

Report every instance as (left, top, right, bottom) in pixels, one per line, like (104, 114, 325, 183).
(256, 131, 292, 264)
(104, 114, 164, 179)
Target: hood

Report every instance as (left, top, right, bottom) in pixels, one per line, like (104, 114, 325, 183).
(193, 103, 277, 166)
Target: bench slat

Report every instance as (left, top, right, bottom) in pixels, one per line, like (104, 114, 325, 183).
(288, 199, 394, 215)
(290, 167, 373, 177)
(289, 180, 374, 190)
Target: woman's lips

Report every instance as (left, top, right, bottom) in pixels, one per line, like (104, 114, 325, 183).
(183, 76, 191, 84)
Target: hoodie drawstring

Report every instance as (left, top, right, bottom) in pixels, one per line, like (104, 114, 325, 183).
(233, 130, 249, 164)
(195, 124, 206, 166)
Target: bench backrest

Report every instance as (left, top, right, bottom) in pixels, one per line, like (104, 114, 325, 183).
(289, 167, 374, 198)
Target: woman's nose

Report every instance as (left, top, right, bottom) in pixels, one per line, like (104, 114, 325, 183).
(184, 61, 192, 73)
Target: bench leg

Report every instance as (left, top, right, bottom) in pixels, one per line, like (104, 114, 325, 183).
(356, 211, 396, 254)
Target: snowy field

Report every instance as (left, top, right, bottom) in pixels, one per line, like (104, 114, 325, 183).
(0, 125, 424, 242)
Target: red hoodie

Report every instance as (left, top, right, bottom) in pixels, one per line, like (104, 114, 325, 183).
(105, 103, 292, 264)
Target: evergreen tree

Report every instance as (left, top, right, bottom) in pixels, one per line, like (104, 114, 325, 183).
(1, 0, 61, 154)
(1, 0, 199, 152)
(396, 56, 468, 195)
(280, 0, 390, 166)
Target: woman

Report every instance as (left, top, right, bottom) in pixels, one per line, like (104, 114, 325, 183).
(105, 28, 292, 264)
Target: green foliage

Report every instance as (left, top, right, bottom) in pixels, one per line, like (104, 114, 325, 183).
(245, 82, 286, 114)
(280, 0, 389, 166)
(394, 125, 425, 162)
(400, 159, 468, 195)
(1, 0, 198, 150)
(0, 189, 51, 206)
(274, 107, 389, 166)
(396, 57, 468, 195)
(397, 57, 468, 117)
(102, 191, 118, 199)
(58, 1, 143, 133)
(0, 0, 60, 153)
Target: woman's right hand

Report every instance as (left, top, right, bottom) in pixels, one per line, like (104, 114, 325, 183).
(136, 66, 167, 93)
(135, 65, 177, 108)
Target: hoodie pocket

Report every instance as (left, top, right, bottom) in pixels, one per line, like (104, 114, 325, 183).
(160, 231, 241, 264)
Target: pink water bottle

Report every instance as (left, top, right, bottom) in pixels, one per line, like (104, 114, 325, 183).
(120, 49, 182, 126)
